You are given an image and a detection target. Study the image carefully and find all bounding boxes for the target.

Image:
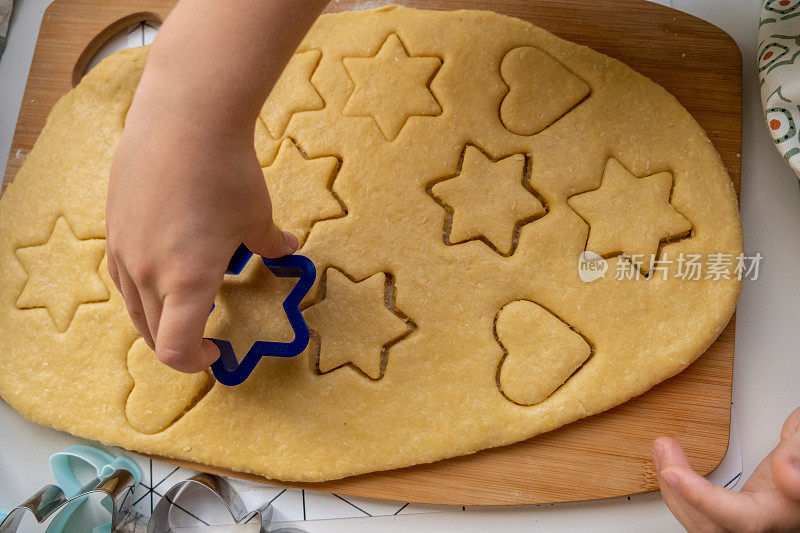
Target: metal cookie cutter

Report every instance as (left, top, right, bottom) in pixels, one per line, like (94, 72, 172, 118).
(148, 474, 270, 532)
(0, 445, 141, 533)
(207, 244, 316, 386)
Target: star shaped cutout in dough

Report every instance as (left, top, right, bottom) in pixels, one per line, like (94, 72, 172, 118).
(428, 144, 547, 256)
(263, 138, 346, 246)
(343, 33, 442, 140)
(567, 158, 692, 274)
(15, 217, 108, 331)
(260, 49, 324, 138)
(304, 268, 415, 380)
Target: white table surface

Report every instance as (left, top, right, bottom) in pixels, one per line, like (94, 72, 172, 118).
(1, 0, 799, 531)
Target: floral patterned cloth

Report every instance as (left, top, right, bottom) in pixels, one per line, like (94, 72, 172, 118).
(0, 0, 11, 58)
(759, 0, 800, 179)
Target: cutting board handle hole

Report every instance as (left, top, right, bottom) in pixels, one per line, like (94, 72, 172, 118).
(72, 12, 162, 87)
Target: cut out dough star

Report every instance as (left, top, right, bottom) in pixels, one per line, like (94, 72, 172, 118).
(260, 50, 324, 138)
(263, 138, 346, 246)
(304, 269, 414, 380)
(15, 217, 108, 331)
(568, 158, 692, 274)
(343, 34, 442, 140)
(430, 145, 546, 255)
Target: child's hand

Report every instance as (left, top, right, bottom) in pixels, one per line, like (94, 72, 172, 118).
(105, 0, 327, 373)
(654, 407, 800, 532)
(106, 95, 297, 373)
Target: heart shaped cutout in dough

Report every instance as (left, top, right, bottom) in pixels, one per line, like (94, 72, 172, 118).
(499, 46, 590, 136)
(496, 300, 592, 406)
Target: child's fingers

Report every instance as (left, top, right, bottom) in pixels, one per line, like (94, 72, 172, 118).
(245, 214, 299, 259)
(655, 437, 769, 532)
(246, 226, 299, 259)
(773, 411, 800, 501)
(656, 475, 711, 532)
(654, 438, 721, 532)
(106, 250, 122, 293)
(660, 465, 763, 532)
(780, 407, 800, 442)
(654, 437, 691, 469)
(139, 285, 164, 342)
(155, 290, 219, 373)
(117, 266, 155, 349)
(123, 259, 165, 347)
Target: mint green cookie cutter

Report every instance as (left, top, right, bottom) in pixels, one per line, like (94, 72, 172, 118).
(0, 445, 141, 533)
(47, 446, 141, 533)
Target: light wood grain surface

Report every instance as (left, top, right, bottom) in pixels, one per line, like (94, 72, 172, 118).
(2, 0, 741, 505)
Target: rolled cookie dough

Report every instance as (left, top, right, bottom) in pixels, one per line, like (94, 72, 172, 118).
(0, 6, 742, 481)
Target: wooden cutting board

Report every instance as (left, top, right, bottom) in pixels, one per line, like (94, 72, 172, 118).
(2, 0, 741, 505)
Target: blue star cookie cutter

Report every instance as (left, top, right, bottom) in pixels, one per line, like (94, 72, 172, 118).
(207, 244, 316, 386)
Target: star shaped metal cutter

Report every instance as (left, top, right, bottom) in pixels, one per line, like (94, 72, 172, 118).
(207, 244, 316, 386)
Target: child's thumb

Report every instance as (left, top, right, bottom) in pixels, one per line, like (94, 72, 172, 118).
(245, 221, 299, 259)
(772, 407, 800, 501)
